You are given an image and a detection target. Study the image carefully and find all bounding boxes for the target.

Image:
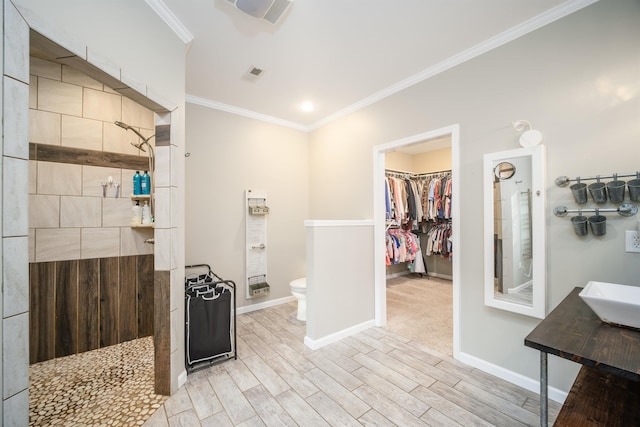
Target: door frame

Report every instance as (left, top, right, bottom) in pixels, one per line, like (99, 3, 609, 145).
(372, 124, 461, 358)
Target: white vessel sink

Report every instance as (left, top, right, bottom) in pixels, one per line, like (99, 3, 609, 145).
(579, 281, 640, 329)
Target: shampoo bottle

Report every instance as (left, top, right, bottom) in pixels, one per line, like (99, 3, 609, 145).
(141, 171, 151, 195)
(133, 171, 142, 195)
(131, 201, 142, 225)
(141, 201, 152, 225)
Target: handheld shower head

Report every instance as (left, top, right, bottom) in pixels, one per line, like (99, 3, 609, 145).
(114, 121, 153, 151)
(114, 121, 131, 131)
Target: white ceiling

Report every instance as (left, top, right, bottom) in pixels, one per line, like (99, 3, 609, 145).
(153, 0, 593, 130)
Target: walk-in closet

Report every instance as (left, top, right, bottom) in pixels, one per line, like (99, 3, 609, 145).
(384, 136, 453, 356)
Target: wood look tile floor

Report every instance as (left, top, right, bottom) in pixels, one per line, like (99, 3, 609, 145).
(145, 298, 560, 426)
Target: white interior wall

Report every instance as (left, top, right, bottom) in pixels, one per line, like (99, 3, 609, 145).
(184, 104, 309, 309)
(309, 0, 640, 394)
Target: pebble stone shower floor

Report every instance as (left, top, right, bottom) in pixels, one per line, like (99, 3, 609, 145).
(29, 336, 166, 426)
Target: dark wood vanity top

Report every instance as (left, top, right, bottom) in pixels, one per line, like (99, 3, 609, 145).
(525, 287, 640, 381)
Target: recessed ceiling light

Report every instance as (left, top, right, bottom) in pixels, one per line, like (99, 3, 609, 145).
(300, 101, 314, 112)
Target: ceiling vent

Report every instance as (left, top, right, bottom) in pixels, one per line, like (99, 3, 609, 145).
(226, 0, 293, 24)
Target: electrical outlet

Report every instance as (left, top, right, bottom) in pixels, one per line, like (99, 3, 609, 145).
(625, 230, 640, 253)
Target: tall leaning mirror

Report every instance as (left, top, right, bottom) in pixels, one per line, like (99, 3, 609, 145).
(483, 145, 546, 319)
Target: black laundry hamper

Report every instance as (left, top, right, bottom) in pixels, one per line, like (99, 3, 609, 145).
(185, 264, 237, 372)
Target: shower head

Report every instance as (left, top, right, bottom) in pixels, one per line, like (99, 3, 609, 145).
(114, 121, 131, 131)
(114, 121, 154, 151)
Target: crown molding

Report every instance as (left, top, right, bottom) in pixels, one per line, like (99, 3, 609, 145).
(186, 95, 310, 132)
(308, 0, 599, 130)
(145, 0, 194, 45)
(184, 0, 598, 132)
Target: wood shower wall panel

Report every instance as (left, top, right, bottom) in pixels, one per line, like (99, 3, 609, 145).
(55, 260, 78, 358)
(119, 256, 137, 342)
(29, 262, 56, 364)
(100, 257, 119, 347)
(78, 259, 100, 353)
(137, 254, 154, 337)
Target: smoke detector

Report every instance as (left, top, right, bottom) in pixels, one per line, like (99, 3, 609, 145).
(226, 0, 293, 24)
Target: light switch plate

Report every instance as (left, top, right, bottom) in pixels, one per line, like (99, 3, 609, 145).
(625, 230, 640, 253)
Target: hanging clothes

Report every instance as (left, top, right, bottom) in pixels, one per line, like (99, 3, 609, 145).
(386, 169, 452, 225)
(385, 228, 426, 273)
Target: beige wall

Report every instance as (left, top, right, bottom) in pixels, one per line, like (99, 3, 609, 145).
(29, 57, 155, 262)
(414, 148, 452, 173)
(185, 105, 309, 308)
(309, 0, 640, 393)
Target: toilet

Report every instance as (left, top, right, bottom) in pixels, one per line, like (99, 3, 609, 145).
(289, 277, 307, 321)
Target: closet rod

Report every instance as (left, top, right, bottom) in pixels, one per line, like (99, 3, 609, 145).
(555, 172, 640, 187)
(553, 203, 638, 217)
(385, 168, 451, 177)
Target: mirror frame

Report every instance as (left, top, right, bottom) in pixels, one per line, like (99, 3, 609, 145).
(483, 145, 546, 319)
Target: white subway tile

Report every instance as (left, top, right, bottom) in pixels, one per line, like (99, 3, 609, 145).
(29, 229, 35, 263)
(154, 228, 171, 270)
(81, 228, 120, 259)
(29, 75, 37, 109)
(3, 237, 29, 317)
(82, 88, 121, 122)
(171, 187, 179, 228)
(3, 313, 29, 398)
(4, 2, 29, 83)
(3, 389, 29, 427)
(154, 187, 170, 229)
(4, 77, 29, 159)
(102, 198, 134, 227)
(29, 109, 61, 146)
(3, 157, 29, 237)
(29, 195, 60, 228)
(37, 162, 82, 196)
(171, 227, 179, 270)
(35, 228, 80, 262)
(82, 165, 121, 197)
(86, 49, 120, 84)
(61, 115, 102, 150)
(30, 57, 62, 81)
(62, 65, 103, 90)
(29, 161, 37, 194)
(60, 196, 101, 227)
(37, 78, 83, 116)
(155, 146, 170, 188)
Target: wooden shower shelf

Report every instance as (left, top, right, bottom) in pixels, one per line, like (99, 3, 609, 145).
(131, 223, 154, 228)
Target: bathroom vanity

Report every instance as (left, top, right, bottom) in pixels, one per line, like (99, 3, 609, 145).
(525, 287, 640, 426)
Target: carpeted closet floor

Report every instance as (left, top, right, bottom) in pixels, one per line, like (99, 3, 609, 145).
(385, 274, 453, 356)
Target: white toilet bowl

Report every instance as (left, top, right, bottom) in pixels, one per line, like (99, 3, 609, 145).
(289, 277, 307, 321)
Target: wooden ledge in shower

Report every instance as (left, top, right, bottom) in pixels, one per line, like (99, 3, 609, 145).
(29, 142, 149, 170)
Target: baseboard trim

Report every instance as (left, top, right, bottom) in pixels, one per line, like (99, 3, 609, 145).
(236, 296, 296, 315)
(427, 272, 453, 280)
(385, 270, 411, 280)
(177, 370, 188, 389)
(458, 352, 567, 403)
(304, 319, 376, 350)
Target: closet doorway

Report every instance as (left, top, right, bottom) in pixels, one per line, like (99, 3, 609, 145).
(373, 124, 461, 358)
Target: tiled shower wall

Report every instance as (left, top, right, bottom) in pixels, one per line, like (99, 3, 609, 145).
(29, 56, 155, 261)
(27, 56, 158, 364)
